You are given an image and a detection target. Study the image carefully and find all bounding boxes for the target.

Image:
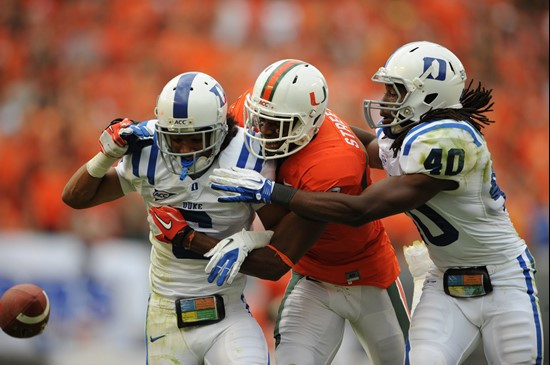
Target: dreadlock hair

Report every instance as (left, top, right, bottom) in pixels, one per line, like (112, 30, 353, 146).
(389, 80, 495, 156)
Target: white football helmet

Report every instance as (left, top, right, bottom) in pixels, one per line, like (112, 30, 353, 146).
(364, 41, 467, 134)
(244, 59, 328, 159)
(154, 72, 228, 178)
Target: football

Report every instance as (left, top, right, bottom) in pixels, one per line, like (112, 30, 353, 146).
(0, 283, 50, 338)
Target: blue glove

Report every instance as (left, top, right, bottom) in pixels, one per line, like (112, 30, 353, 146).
(209, 167, 275, 203)
(119, 121, 154, 155)
(204, 229, 274, 286)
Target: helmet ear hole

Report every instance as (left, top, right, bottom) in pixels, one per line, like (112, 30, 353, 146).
(424, 93, 438, 104)
(449, 62, 456, 74)
(313, 114, 322, 126)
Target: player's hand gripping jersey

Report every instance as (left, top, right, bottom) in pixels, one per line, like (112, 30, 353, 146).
(377, 120, 526, 268)
(232, 92, 400, 287)
(115, 120, 275, 299)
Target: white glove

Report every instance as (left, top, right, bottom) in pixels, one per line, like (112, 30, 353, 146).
(403, 240, 433, 315)
(209, 167, 275, 203)
(204, 229, 274, 286)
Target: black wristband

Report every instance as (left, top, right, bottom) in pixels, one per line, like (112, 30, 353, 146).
(271, 183, 298, 208)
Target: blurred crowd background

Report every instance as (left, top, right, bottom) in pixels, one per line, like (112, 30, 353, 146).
(0, 0, 548, 364)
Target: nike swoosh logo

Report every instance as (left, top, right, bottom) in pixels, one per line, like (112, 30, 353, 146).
(153, 212, 172, 230)
(248, 178, 263, 184)
(150, 335, 166, 343)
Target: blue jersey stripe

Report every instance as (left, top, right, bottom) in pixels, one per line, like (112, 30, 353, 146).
(404, 339, 410, 365)
(253, 157, 264, 172)
(237, 136, 251, 168)
(145, 296, 151, 365)
(147, 134, 159, 185)
(132, 151, 141, 178)
(403, 122, 482, 156)
(173, 73, 197, 118)
(517, 248, 543, 365)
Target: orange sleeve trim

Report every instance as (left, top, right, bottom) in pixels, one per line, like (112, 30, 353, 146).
(184, 230, 196, 250)
(267, 244, 294, 268)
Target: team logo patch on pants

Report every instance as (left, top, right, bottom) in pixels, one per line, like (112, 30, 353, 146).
(175, 295, 225, 328)
(443, 266, 493, 298)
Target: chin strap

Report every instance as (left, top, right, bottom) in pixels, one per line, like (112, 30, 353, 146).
(179, 158, 196, 180)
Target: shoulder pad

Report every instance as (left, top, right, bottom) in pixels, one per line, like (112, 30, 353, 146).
(399, 121, 484, 178)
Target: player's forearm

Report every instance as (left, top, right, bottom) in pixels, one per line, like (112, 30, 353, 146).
(350, 126, 382, 169)
(270, 182, 366, 225)
(189, 233, 290, 281)
(350, 125, 377, 148)
(286, 189, 368, 226)
(62, 165, 106, 208)
(186, 232, 218, 255)
(240, 247, 291, 281)
(283, 175, 447, 226)
(63, 149, 126, 209)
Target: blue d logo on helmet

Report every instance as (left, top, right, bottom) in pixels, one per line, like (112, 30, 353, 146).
(422, 57, 447, 81)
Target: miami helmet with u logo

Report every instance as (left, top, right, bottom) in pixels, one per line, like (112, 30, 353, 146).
(244, 59, 328, 159)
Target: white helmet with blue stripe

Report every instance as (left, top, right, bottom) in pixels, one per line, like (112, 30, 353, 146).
(154, 72, 228, 179)
(364, 41, 467, 135)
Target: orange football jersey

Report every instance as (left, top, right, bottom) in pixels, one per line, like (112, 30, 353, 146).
(230, 92, 400, 288)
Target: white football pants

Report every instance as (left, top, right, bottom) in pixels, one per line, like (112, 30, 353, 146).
(408, 247, 544, 365)
(146, 291, 269, 365)
(275, 272, 410, 365)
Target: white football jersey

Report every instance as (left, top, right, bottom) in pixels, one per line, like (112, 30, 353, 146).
(115, 120, 276, 299)
(377, 120, 526, 268)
